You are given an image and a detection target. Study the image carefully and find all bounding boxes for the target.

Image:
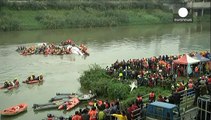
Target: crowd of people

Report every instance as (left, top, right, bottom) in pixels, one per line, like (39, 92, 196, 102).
(106, 51, 211, 90)
(16, 39, 89, 56)
(47, 99, 128, 120)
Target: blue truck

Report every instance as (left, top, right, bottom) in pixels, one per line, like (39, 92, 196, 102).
(130, 101, 198, 120)
(146, 101, 180, 120)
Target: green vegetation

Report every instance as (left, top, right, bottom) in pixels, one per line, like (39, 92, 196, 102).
(2, 0, 165, 10)
(0, 0, 210, 31)
(79, 64, 130, 100)
(194, 15, 211, 23)
(0, 8, 173, 31)
(0, 12, 21, 31)
(79, 64, 171, 107)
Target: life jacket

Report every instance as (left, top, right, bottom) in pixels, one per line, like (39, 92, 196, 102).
(195, 67, 199, 72)
(149, 93, 155, 100)
(47, 117, 53, 120)
(136, 96, 143, 102)
(119, 73, 123, 77)
(208, 78, 211, 84)
(93, 102, 97, 107)
(98, 100, 103, 106)
(105, 102, 109, 108)
(72, 115, 82, 120)
(188, 83, 193, 89)
(89, 110, 97, 120)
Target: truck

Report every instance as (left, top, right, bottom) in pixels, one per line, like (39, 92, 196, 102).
(131, 95, 210, 120)
(131, 101, 198, 120)
(145, 101, 180, 120)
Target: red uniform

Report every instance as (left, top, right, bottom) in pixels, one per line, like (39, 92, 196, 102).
(188, 83, 193, 89)
(88, 110, 97, 120)
(149, 92, 155, 102)
(208, 78, 211, 84)
(72, 115, 82, 120)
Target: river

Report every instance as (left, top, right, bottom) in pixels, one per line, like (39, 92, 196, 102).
(0, 23, 210, 120)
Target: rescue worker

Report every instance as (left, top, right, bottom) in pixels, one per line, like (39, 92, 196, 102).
(35, 74, 43, 81)
(176, 82, 184, 92)
(13, 79, 19, 87)
(136, 95, 143, 108)
(3, 81, 9, 88)
(188, 79, 194, 89)
(72, 111, 82, 120)
(112, 111, 128, 120)
(66, 39, 73, 45)
(119, 72, 123, 80)
(47, 114, 54, 120)
(88, 107, 97, 120)
(9, 81, 14, 87)
(195, 66, 199, 77)
(149, 91, 155, 103)
(157, 95, 165, 102)
(97, 110, 105, 120)
(28, 75, 35, 81)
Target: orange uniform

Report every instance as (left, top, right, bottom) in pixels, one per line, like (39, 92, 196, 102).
(72, 115, 82, 120)
(88, 110, 97, 120)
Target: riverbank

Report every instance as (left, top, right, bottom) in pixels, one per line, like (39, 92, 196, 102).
(79, 64, 172, 107)
(0, 7, 210, 31)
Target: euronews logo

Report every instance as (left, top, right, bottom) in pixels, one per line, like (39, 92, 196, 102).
(173, 7, 193, 23)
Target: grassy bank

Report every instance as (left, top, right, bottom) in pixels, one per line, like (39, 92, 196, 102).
(0, 0, 210, 31)
(79, 64, 171, 107)
(0, 8, 174, 31)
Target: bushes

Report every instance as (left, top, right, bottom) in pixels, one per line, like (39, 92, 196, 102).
(0, 12, 21, 31)
(36, 13, 65, 29)
(79, 64, 130, 100)
(35, 9, 129, 28)
(36, 8, 170, 29)
(128, 9, 173, 25)
(79, 64, 171, 104)
(5, 1, 47, 10)
(3, 0, 166, 10)
(194, 15, 211, 23)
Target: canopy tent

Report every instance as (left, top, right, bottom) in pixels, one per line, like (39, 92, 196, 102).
(173, 54, 200, 65)
(193, 54, 210, 62)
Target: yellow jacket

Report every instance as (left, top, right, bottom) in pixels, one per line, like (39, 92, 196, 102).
(112, 114, 128, 120)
